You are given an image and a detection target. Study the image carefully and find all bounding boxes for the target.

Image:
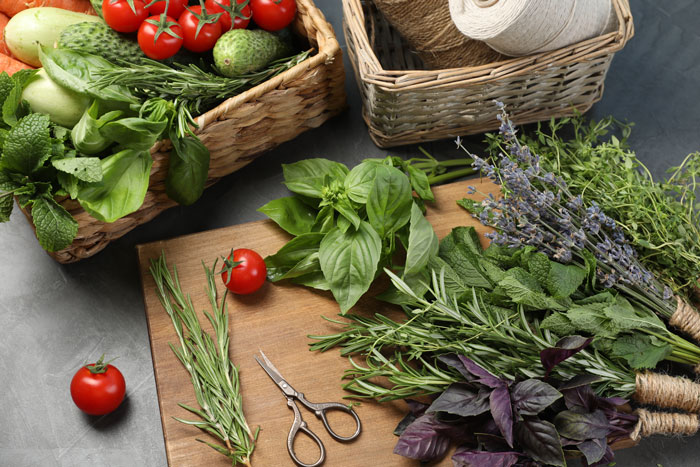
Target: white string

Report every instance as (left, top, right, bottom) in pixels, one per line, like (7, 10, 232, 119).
(448, 0, 616, 56)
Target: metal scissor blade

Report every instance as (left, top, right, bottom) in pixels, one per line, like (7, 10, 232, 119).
(255, 350, 295, 396)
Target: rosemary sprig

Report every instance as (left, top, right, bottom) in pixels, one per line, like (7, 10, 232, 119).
(149, 254, 257, 466)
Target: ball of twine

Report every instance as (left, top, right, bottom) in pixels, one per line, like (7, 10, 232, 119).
(448, 0, 617, 57)
(372, 0, 504, 69)
(634, 372, 700, 413)
(669, 296, 700, 348)
(630, 408, 699, 442)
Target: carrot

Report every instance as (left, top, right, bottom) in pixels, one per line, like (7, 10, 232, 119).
(0, 12, 9, 56)
(0, 52, 34, 75)
(0, 0, 97, 17)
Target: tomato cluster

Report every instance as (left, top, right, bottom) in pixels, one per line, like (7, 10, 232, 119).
(102, 0, 296, 61)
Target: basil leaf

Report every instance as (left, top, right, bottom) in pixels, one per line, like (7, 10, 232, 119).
(71, 100, 122, 154)
(406, 164, 434, 201)
(165, 134, 210, 206)
(265, 233, 325, 282)
(333, 195, 361, 230)
(511, 379, 562, 416)
(31, 195, 78, 251)
(344, 159, 384, 203)
(319, 222, 381, 313)
(78, 149, 152, 222)
(405, 202, 438, 276)
(282, 158, 349, 198)
(311, 205, 335, 233)
(452, 449, 519, 467)
(553, 409, 610, 441)
(513, 417, 565, 467)
(258, 196, 317, 236)
(490, 385, 514, 447)
(393, 414, 451, 462)
(291, 271, 330, 291)
(426, 383, 489, 417)
(101, 117, 167, 150)
(366, 165, 412, 237)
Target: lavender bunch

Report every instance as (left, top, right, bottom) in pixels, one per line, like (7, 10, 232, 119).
(460, 103, 698, 334)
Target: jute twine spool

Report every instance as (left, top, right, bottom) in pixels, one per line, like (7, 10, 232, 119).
(634, 372, 700, 413)
(669, 296, 700, 352)
(448, 0, 617, 57)
(630, 408, 699, 441)
(371, 0, 504, 69)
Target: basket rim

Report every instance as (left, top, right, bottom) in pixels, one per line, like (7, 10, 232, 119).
(150, 0, 341, 153)
(343, 0, 634, 91)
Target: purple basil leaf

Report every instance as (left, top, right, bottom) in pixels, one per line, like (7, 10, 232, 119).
(513, 416, 565, 467)
(452, 448, 520, 467)
(393, 414, 451, 462)
(490, 385, 514, 447)
(578, 438, 607, 465)
(560, 436, 582, 447)
(460, 355, 505, 388)
(427, 383, 490, 417)
(394, 411, 418, 436)
(438, 354, 474, 381)
(476, 433, 511, 452)
(406, 399, 430, 416)
(511, 379, 562, 416)
(598, 396, 628, 408)
(562, 385, 597, 412)
(553, 409, 610, 441)
(540, 336, 593, 376)
(558, 374, 602, 390)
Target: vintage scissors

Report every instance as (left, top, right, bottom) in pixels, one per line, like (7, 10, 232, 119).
(254, 350, 361, 467)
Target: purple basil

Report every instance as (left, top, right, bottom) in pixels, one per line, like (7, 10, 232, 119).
(452, 448, 520, 467)
(490, 385, 514, 447)
(562, 385, 598, 412)
(426, 383, 490, 417)
(553, 409, 611, 441)
(578, 438, 607, 465)
(460, 355, 507, 388)
(540, 336, 593, 376)
(476, 433, 511, 452)
(511, 379, 562, 416)
(393, 414, 451, 461)
(513, 416, 565, 467)
(558, 374, 602, 391)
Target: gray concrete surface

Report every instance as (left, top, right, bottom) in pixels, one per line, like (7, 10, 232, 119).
(0, 0, 697, 465)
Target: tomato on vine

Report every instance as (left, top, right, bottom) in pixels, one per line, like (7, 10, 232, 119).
(138, 14, 184, 60)
(204, 0, 251, 31)
(70, 355, 126, 416)
(103, 0, 149, 33)
(179, 5, 223, 52)
(220, 248, 267, 295)
(250, 0, 296, 31)
(146, 0, 188, 17)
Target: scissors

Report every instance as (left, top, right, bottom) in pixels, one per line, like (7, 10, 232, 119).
(254, 350, 361, 467)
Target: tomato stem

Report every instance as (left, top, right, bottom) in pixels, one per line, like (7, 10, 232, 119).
(86, 354, 119, 374)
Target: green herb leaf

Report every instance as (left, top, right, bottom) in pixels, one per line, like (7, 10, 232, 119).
(498, 268, 566, 311)
(366, 166, 412, 237)
(438, 229, 492, 288)
(405, 202, 438, 276)
(603, 296, 666, 333)
(165, 134, 210, 206)
(319, 222, 381, 313)
(264, 232, 324, 281)
(610, 335, 672, 369)
(565, 305, 619, 338)
(2, 69, 36, 127)
(282, 159, 349, 198)
(31, 195, 78, 251)
(258, 196, 317, 236)
(406, 164, 434, 201)
(540, 313, 577, 337)
(547, 261, 587, 299)
(101, 118, 167, 151)
(2, 113, 51, 175)
(332, 195, 362, 230)
(344, 159, 384, 203)
(71, 101, 122, 154)
(52, 157, 103, 182)
(0, 193, 13, 222)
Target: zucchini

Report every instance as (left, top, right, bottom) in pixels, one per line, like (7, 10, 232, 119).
(22, 69, 91, 128)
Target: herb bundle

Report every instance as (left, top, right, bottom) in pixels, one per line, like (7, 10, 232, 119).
(459, 104, 700, 345)
(259, 155, 476, 313)
(485, 114, 700, 297)
(150, 254, 257, 466)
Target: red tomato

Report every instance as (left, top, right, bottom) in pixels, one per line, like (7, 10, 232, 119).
(220, 248, 267, 295)
(102, 0, 149, 33)
(204, 0, 251, 31)
(250, 0, 296, 31)
(147, 0, 187, 17)
(179, 5, 223, 52)
(70, 356, 126, 416)
(138, 15, 184, 60)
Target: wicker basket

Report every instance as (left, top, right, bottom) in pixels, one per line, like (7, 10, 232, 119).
(20, 0, 345, 263)
(344, 0, 633, 148)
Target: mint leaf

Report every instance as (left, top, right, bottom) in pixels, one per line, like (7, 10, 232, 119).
(31, 195, 78, 251)
(2, 69, 36, 127)
(0, 193, 13, 222)
(57, 172, 80, 199)
(541, 313, 577, 336)
(405, 202, 438, 276)
(2, 113, 51, 175)
(52, 157, 102, 182)
(498, 268, 566, 311)
(610, 335, 672, 369)
(439, 229, 491, 288)
(0, 72, 15, 112)
(452, 226, 484, 256)
(258, 196, 317, 236)
(565, 305, 618, 338)
(603, 296, 667, 333)
(547, 261, 587, 299)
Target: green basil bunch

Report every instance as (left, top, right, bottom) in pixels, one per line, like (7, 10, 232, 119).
(259, 157, 441, 313)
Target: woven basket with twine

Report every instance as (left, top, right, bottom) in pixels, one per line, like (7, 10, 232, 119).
(20, 0, 346, 263)
(344, 0, 633, 148)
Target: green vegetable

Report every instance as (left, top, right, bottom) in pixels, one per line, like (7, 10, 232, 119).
(21, 69, 91, 128)
(213, 29, 293, 77)
(259, 155, 475, 313)
(58, 22, 146, 65)
(165, 132, 210, 206)
(71, 101, 124, 154)
(4, 8, 101, 67)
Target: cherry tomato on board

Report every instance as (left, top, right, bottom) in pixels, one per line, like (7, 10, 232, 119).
(138, 15, 184, 60)
(102, 0, 149, 33)
(220, 248, 267, 295)
(250, 0, 296, 31)
(204, 0, 251, 31)
(70, 355, 126, 416)
(147, 0, 188, 18)
(179, 5, 223, 52)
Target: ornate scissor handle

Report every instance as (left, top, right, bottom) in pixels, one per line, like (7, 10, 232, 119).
(296, 392, 362, 442)
(287, 398, 326, 467)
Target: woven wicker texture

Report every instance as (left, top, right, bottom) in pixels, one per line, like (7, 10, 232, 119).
(371, 0, 503, 68)
(22, 0, 346, 263)
(344, 0, 633, 148)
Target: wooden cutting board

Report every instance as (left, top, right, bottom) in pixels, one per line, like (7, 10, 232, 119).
(136, 178, 500, 467)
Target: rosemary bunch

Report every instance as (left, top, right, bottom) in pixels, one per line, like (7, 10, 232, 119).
(150, 254, 257, 466)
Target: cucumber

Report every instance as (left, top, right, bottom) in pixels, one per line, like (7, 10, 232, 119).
(59, 22, 146, 65)
(4, 8, 102, 67)
(213, 29, 293, 77)
(22, 69, 91, 128)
